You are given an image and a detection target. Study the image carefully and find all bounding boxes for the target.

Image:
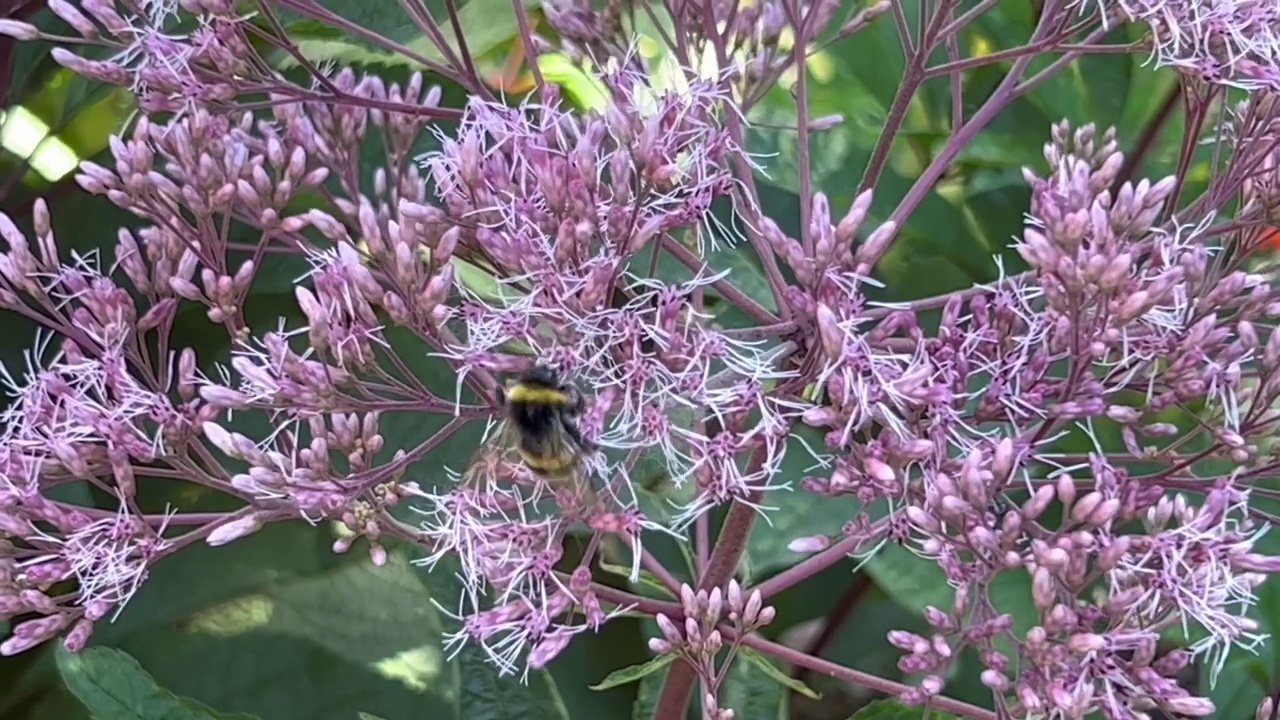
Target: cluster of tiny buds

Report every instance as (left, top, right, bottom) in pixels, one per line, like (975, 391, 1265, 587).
(890, 605, 1013, 704)
(649, 580, 775, 658)
(331, 482, 415, 565)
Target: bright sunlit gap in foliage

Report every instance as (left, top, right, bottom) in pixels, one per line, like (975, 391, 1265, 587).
(0, 106, 80, 182)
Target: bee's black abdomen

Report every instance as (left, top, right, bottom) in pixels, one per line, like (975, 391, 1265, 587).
(510, 400, 558, 440)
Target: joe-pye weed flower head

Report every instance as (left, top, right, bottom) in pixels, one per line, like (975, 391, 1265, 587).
(3, 0, 1280, 718)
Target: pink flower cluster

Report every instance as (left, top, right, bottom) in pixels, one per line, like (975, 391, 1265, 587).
(1110, 0, 1280, 91)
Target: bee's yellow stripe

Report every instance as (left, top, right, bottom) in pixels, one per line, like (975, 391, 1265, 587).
(506, 384, 570, 405)
(517, 448, 575, 473)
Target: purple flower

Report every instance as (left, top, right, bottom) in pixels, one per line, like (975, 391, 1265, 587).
(1108, 0, 1280, 91)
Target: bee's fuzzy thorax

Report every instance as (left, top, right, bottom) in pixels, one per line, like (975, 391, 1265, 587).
(504, 383, 571, 406)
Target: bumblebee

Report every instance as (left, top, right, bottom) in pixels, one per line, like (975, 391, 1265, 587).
(492, 365, 598, 478)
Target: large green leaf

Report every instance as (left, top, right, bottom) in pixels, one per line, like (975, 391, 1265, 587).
(716, 649, 789, 719)
(454, 649, 568, 720)
(810, 584, 932, 690)
(12, 524, 454, 720)
(417, 555, 571, 720)
(835, 2, 908, 112)
(746, 427, 861, 578)
(864, 543, 1036, 639)
(7, 9, 69, 104)
(545, 616, 649, 719)
(56, 647, 257, 720)
(962, 168, 1034, 267)
(759, 558, 865, 640)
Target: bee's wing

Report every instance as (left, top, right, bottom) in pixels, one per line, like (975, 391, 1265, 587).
(460, 417, 606, 512)
(460, 419, 521, 490)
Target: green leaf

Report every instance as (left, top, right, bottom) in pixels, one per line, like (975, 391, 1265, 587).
(862, 543, 950, 614)
(705, 243, 779, 314)
(544, 615, 650, 720)
(738, 647, 819, 699)
(177, 698, 257, 720)
(56, 646, 257, 720)
(7, 9, 67, 102)
(834, 7, 907, 112)
(419, 555, 571, 720)
(746, 86, 859, 200)
(847, 698, 962, 719)
(1208, 576, 1280, 718)
(718, 648, 788, 720)
(804, 584, 932, 691)
(6, 524, 456, 720)
(864, 543, 1037, 639)
(538, 54, 609, 112)
(590, 655, 677, 691)
(962, 168, 1034, 271)
(357, 714, 390, 720)
(630, 663, 666, 720)
(454, 648, 570, 720)
(747, 427, 860, 577)
(598, 561, 675, 598)
(1017, 26, 1135, 132)
(278, 0, 541, 71)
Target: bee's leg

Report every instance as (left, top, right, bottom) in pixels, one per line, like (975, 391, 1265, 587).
(495, 385, 507, 407)
(558, 416, 593, 452)
(564, 386, 586, 416)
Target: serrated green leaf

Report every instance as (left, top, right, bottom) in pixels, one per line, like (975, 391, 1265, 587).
(177, 698, 257, 720)
(589, 654, 677, 691)
(56, 646, 256, 720)
(746, 87, 859, 200)
(864, 543, 1036, 664)
(704, 243, 778, 313)
(738, 647, 819, 699)
(454, 648, 570, 720)
(544, 615, 649, 720)
(790, 581, 931, 697)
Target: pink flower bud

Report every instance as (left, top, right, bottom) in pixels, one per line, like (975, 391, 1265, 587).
(0, 19, 39, 40)
(815, 303, 843, 359)
(207, 514, 266, 547)
(853, 221, 897, 271)
(1069, 491, 1103, 525)
(1031, 567, 1055, 611)
(783, 532, 834, 548)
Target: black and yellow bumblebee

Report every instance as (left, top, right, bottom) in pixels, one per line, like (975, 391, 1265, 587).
(489, 365, 598, 480)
